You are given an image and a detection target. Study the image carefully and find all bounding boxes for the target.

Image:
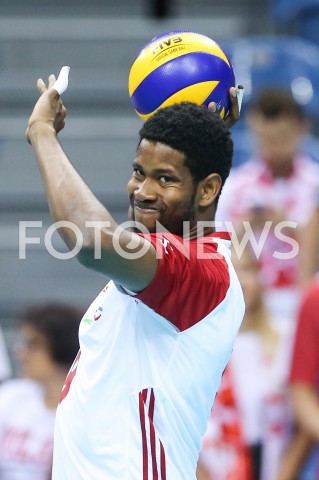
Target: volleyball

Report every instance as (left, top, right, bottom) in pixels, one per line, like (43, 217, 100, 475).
(128, 30, 235, 121)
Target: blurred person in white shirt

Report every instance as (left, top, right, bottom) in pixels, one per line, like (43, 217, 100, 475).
(0, 303, 80, 480)
(216, 87, 319, 326)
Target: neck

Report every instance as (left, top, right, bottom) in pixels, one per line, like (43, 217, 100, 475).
(187, 223, 216, 240)
(186, 206, 217, 240)
(241, 303, 280, 359)
(241, 303, 267, 332)
(265, 158, 294, 178)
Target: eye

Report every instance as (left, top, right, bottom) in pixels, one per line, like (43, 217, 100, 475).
(159, 175, 173, 184)
(133, 167, 144, 178)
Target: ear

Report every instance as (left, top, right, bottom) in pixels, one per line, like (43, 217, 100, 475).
(198, 173, 222, 207)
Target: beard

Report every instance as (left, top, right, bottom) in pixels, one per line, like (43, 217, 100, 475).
(127, 185, 197, 237)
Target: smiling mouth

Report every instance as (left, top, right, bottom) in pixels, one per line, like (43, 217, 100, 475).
(134, 205, 159, 214)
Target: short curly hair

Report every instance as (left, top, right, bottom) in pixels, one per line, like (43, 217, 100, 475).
(139, 102, 233, 201)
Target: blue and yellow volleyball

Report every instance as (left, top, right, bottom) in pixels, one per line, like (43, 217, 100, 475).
(128, 30, 235, 121)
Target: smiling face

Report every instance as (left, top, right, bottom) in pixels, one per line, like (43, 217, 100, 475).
(127, 139, 198, 235)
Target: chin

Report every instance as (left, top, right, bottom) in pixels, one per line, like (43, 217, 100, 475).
(141, 222, 157, 234)
(133, 215, 157, 234)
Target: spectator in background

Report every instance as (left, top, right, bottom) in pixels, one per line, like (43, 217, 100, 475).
(197, 242, 293, 480)
(301, 202, 319, 284)
(0, 303, 80, 480)
(277, 274, 319, 479)
(216, 87, 319, 327)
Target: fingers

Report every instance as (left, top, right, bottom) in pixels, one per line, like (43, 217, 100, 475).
(37, 78, 47, 94)
(53, 100, 67, 134)
(207, 85, 244, 129)
(224, 86, 244, 129)
(28, 67, 69, 146)
(208, 101, 217, 113)
(48, 74, 56, 89)
(236, 85, 244, 112)
(36, 66, 70, 97)
(36, 75, 58, 97)
(228, 87, 240, 119)
(53, 66, 70, 95)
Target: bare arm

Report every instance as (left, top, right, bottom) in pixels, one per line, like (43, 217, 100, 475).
(26, 73, 157, 292)
(298, 208, 319, 287)
(276, 426, 312, 480)
(208, 86, 241, 128)
(291, 383, 319, 441)
(196, 460, 211, 480)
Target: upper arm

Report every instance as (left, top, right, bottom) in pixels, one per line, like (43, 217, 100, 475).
(77, 226, 158, 293)
(290, 383, 319, 441)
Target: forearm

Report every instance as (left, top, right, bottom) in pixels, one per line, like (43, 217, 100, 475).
(298, 210, 319, 286)
(29, 123, 117, 251)
(291, 384, 319, 441)
(28, 122, 156, 291)
(26, 77, 157, 290)
(196, 461, 210, 480)
(276, 428, 312, 480)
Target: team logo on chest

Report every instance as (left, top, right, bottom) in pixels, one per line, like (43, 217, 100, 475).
(82, 306, 104, 325)
(94, 306, 103, 321)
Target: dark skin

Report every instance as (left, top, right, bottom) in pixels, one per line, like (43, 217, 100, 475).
(208, 89, 241, 129)
(127, 139, 224, 236)
(127, 89, 241, 223)
(26, 75, 240, 293)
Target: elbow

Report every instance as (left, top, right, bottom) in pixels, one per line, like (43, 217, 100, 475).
(76, 231, 113, 270)
(76, 232, 100, 269)
(77, 246, 96, 269)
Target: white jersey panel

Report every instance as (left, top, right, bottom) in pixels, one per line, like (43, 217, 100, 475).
(53, 237, 244, 479)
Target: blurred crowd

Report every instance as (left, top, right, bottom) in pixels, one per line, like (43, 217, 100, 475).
(197, 85, 319, 480)
(1, 1, 319, 478)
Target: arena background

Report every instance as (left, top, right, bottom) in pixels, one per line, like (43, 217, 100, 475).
(1, 0, 318, 368)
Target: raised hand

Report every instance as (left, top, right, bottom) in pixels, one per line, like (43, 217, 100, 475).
(26, 66, 70, 144)
(208, 85, 244, 128)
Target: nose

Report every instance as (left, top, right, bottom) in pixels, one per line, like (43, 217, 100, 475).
(134, 178, 157, 202)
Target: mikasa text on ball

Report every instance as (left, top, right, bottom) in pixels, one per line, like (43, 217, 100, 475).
(128, 30, 235, 121)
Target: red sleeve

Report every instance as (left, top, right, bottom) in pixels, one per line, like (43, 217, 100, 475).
(136, 233, 230, 331)
(290, 281, 319, 386)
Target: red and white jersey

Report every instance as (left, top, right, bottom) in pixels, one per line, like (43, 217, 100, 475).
(216, 155, 319, 320)
(290, 276, 319, 387)
(216, 155, 319, 288)
(0, 379, 55, 480)
(53, 232, 244, 480)
(217, 154, 319, 227)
